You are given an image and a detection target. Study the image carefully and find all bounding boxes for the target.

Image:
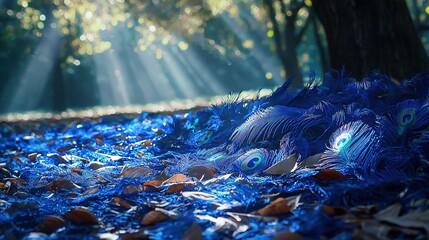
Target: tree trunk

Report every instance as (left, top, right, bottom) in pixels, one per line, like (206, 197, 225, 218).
(312, 0, 429, 81)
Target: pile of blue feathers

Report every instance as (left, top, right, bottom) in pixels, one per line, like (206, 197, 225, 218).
(1, 70, 429, 239)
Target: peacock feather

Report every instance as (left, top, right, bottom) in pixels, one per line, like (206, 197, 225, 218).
(319, 121, 381, 173)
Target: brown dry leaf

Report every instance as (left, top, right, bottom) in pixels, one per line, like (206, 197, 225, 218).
(313, 169, 348, 181)
(163, 174, 191, 184)
(142, 180, 162, 191)
(64, 207, 99, 225)
(57, 145, 75, 152)
(154, 129, 164, 136)
(123, 185, 142, 195)
(322, 205, 347, 216)
(141, 210, 169, 225)
(36, 215, 66, 234)
(82, 187, 100, 196)
(121, 230, 150, 240)
(117, 167, 151, 178)
(4, 178, 26, 186)
(165, 184, 188, 194)
(137, 152, 147, 158)
(96, 138, 104, 146)
(256, 195, 301, 216)
(272, 231, 304, 240)
(96, 175, 109, 184)
(142, 139, 152, 147)
(44, 178, 82, 191)
(71, 168, 82, 175)
(187, 166, 217, 180)
(113, 197, 134, 209)
(27, 153, 38, 161)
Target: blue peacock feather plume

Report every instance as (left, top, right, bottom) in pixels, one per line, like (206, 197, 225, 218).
(229, 105, 305, 148)
(319, 121, 381, 174)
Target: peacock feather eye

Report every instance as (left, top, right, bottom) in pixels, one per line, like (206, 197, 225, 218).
(334, 132, 352, 151)
(397, 108, 416, 127)
(239, 149, 267, 172)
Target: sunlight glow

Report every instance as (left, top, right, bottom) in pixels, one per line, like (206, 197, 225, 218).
(6, 27, 61, 112)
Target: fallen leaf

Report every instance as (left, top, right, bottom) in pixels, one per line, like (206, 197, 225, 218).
(263, 154, 297, 175)
(27, 153, 38, 161)
(165, 184, 188, 194)
(313, 169, 347, 181)
(163, 174, 191, 184)
(113, 197, 134, 209)
(374, 203, 429, 233)
(142, 180, 162, 191)
(163, 174, 194, 194)
(141, 210, 168, 225)
(96, 138, 104, 146)
(272, 231, 304, 240)
(36, 216, 66, 234)
(117, 167, 151, 178)
(256, 195, 301, 216)
(57, 145, 75, 152)
(181, 222, 203, 240)
(44, 178, 82, 191)
(142, 139, 152, 147)
(64, 207, 99, 225)
(153, 129, 164, 135)
(123, 185, 141, 195)
(121, 230, 150, 240)
(322, 205, 347, 216)
(71, 168, 82, 175)
(88, 161, 106, 170)
(187, 166, 217, 180)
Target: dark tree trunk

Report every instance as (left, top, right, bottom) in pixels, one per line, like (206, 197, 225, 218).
(312, 0, 429, 81)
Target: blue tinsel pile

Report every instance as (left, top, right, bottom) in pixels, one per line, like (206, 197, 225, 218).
(1, 70, 429, 239)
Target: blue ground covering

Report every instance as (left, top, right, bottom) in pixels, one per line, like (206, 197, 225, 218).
(1, 70, 429, 239)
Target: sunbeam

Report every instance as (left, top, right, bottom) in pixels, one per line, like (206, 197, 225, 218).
(5, 25, 60, 112)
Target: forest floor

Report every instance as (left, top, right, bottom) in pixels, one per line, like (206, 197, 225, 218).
(1, 74, 429, 239)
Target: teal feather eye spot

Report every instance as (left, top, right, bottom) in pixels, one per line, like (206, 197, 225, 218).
(238, 149, 268, 172)
(334, 132, 352, 151)
(241, 156, 263, 171)
(398, 108, 415, 127)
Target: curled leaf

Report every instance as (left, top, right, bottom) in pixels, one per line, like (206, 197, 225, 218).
(142, 139, 152, 147)
(166, 184, 188, 194)
(141, 210, 168, 225)
(322, 205, 347, 216)
(142, 180, 162, 191)
(64, 207, 99, 225)
(313, 169, 347, 181)
(117, 167, 151, 178)
(187, 166, 217, 180)
(163, 174, 191, 184)
(36, 216, 66, 234)
(44, 178, 82, 191)
(57, 145, 75, 152)
(257, 195, 301, 216)
(71, 168, 82, 175)
(96, 138, 104, 146)
(113, 197, 134, 209)
(27, 153, 38, 161)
